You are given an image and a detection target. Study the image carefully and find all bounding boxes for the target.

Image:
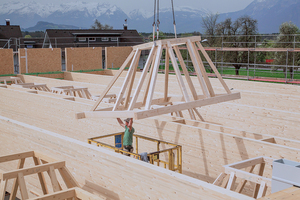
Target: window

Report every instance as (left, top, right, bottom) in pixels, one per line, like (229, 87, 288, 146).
(78, 37, 86, 42)
(89, 38, 96, 41)
(111, 37, 118, 42)
(102, 37, 109, 41)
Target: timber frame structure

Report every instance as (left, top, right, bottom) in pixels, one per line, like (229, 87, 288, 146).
(76, 36, 240, 120)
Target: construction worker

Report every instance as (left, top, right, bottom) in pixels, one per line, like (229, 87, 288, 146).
(117, 118, 135, 156)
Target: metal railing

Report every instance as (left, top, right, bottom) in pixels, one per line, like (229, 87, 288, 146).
(88, 132, 182, 173)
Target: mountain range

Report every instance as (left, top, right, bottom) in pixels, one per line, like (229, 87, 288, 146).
(0, 0, 299, 34)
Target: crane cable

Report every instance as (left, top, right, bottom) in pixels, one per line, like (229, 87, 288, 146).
(171, 0, 177, 38)
(152, 0, 156, 41)
(156, 0, 160, 40)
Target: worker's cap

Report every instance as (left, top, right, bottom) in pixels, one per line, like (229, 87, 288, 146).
(124, 118, 131, 123)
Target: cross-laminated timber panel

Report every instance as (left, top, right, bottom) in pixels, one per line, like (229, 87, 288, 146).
(18, 48, 61, 74)
(65, 47, 102, 71)
(0, 49, 14, 75)
(105, 46, 133, 69)
(0, 115, 250, 200)
(1, 83, 300, 197)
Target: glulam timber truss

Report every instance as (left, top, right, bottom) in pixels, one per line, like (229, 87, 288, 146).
(76, 36, 240, 120)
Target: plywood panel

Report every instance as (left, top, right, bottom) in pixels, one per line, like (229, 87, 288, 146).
(65, 47, 102, 71)
(105, 46, 133, 69)
(0, 49, 14, 75)
(18, 48, 61, 74)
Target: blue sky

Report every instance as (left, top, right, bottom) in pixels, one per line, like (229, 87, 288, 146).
(2, 0, 255, 14)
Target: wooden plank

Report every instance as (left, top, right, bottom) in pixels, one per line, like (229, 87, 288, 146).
(253, 162, 266, 198)
(142, 48, 157, 106)
(2, 161, 65, 180)
(213, 173, 227, 186)
(59, 166, 80, 188)
(9, 158, 26, 200)
(0, 151, 34, 163)
(225, 157, 264, 169)
(220, 174, 230, 188)
(235, 165, 256, 193)
(124, 49, 142, 109)
(33, 156, 49, 195)
(48, 166, 60, 192)
(196, 41, 231, 94)
(226, 172, 236, 190)
(164, 47, 170, 102)
(91, 50, 135, 111)
(113, 49, 141, 111)
(75, 188, 105, 200)
(128, 45, 156, 110)
(167, 41, 195, 120)
(145, 44, 163, 110)
(173, 45, 198, 100)
(256, 181, 267, 198)
(191, 42, 215, 97)
(224, 167, 271, 187)
(0, 179, 7, 200)
(136, 93, 240, 120)
(28, 188, 76, 200)
(18, 172, 29, 199)
(186, 39, 210, 98)
(132, 36, 201, 50)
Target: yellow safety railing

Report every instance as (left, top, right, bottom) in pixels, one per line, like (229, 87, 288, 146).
(88, 132, 182, 173)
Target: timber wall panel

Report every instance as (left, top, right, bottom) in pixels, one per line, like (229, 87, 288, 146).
(0, 115, 250, 200)
(18, 48, 61, 74)
(65, 47, 102, 71)
(0, 49, 14, 75)
(105, 46, 132, 69)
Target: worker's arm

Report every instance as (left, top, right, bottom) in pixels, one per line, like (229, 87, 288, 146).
(117, 118, 125, 129)
(128, 118, 133, 131)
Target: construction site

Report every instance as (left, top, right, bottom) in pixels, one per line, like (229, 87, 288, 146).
(1, 34, 300, 199)
(1, 1, 300, 199)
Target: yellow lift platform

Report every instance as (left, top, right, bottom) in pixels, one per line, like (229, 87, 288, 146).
(88, 132, 182, 173)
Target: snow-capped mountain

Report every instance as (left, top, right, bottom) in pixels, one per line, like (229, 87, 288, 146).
(219, 0, 300, 33)
(1, 0, 299, 33)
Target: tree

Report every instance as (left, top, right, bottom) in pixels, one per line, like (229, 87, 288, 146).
(91, 19, 113, 30)
(201, 12, 219, 46)
(274, 21, 300, 79)
(215, 15, 258, 75)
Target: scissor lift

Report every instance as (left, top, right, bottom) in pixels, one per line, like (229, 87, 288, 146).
(88, 132, 182, 173)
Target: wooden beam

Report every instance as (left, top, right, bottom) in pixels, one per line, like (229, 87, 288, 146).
(224, 157, 264, 169)
(186, 39, 210, 98)
(196, 41, 231, 94)
(2, 161, 65, 180)
(224, 167, 271, 187)
(235, 165, 255, 193)
(173, 46, 198, 100)
(33, 156, 49, 195)
(91, 50, 135, 111)
(226, 172, 236, 190)
(0, 179, 7, 200)
(59, 166, 80, 188)
(9, 158, 26, 200)
(191, 42, 215, 97)
(136, 92, 240, 120)
(142, 48, 157, 106)
(0, 151, 34, 163)
(145, 45, 163, 110)
(164, 46, 170, 102)
(28, 188, 76, 200)
(124, 50, 142, 109)
(128, 45, 156, 110)
(48, 166, 60, 192)
(167, 41, 195, 120)
(18, 172, 29, 200)
(113, 49, 141, 111)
